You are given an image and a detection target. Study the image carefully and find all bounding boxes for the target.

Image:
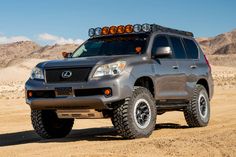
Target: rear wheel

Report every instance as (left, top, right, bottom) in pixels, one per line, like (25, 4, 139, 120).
(112, 87, 157, 139)
(184, 85, 210, 127)
(31, 110, 74, 139)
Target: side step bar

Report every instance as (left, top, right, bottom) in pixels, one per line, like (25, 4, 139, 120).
(156, 104, 188, 110)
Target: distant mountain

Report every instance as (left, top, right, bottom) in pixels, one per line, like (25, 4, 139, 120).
(30, 43, 79, 59)
(0, 41, 41, 67)
(1, 29, 236, 68)
(196, 29, 236, 55)
(0, 41, 79, 68)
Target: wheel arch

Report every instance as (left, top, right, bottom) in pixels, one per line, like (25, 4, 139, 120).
(196, 78, 209, 97)
(134, 76, 155, 97)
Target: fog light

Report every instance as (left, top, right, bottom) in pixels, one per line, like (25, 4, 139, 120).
(104, 89, 112, 96)
(28, 91, 33, 98)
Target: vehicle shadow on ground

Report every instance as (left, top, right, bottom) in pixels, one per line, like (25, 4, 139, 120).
(0, 123, 188, 147)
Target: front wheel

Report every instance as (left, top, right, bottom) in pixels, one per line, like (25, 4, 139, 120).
(31, 110, 74, 139)
(112, 87, 157, 139)
(184, 85, 210, 127)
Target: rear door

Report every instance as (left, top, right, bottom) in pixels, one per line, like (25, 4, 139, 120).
(168, 35, 190, 99)
(182, 38, 200, 97)
(152, 35, 183, 100)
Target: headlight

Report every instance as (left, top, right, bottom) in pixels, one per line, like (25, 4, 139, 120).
(93, 61, 126, 78)
(30, 67, 44, 80)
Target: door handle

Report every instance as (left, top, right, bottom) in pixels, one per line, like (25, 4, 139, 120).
(172, 65, 179, 69)
(190, 65, 197, 69)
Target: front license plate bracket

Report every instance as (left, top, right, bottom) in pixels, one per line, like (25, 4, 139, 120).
(55, 87, 73, 96)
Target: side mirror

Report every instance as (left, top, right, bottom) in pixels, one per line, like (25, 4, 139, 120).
(62, 52, 72, 58)
(154, 46, 172, 58)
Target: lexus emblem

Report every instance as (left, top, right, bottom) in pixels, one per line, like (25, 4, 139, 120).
(61, 71, 72, 78)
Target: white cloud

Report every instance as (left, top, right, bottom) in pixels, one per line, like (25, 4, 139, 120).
(0, 35, 31, 44)
(38, 33, 84, 45)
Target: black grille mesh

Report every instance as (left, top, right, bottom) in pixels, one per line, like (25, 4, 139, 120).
(45, 67, 91, 83)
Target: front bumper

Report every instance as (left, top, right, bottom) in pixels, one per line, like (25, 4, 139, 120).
(25, 73, 134, 110)
(27, 96, 106, 110)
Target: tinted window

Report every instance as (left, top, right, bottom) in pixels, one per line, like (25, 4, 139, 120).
(169, 36, 186, 59)
(183, 38, 199, 59)
(152, 36, 170, 54)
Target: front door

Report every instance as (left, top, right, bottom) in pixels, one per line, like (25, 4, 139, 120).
(151, 35, 184, 100)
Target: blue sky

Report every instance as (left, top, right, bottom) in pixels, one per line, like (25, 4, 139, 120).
(0, 0, 235, 45)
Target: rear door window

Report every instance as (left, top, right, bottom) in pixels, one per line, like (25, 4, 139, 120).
(183, 38, 199, 59)
(169, 36, 186, 59)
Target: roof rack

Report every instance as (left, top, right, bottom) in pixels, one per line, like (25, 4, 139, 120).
(151, 24, 194, 37)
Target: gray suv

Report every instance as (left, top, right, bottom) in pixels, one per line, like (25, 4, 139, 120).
(25, 24, 213, 139)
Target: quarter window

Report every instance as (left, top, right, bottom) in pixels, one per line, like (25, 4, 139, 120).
(169, 36, 186, 59)
(183, 38, 199, 59)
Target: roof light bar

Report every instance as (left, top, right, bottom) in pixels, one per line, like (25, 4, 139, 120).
(102, 27, 109, 35)
(95, 27, 102, 36)
(109, 26, 117, 34)
(142, 23, 151, 32)
(125, 24, 133, 33)
(88, 28, 95, 37)
(88, 23, 194, 37)
(117, 25, 125, 34)
(133, 24, 142, 32)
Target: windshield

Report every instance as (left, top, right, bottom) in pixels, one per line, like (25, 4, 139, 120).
(72, 34, 148, 58)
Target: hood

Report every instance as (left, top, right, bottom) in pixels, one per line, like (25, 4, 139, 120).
(37, 55, 142, 69)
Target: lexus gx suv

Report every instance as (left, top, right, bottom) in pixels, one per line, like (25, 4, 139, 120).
(25, 24, 214, 139)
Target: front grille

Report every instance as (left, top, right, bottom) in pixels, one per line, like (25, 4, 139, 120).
(45, 67, 91, 83)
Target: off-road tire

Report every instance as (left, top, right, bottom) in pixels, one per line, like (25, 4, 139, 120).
(184, 84, 210, 127)
(110, 117, 115, 126)
(112, 87, 157, 139)
(31, 110, 74, 139)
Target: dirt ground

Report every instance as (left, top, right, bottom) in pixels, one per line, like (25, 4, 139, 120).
(0, 63, 236, 157)
(0, 86, 235, 157)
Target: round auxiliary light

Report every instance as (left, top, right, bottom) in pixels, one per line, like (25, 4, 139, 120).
(109, 26, 117, 34)
(95, 27, 102, 36)
(133, 24, 142, 32)
(142, 23, 151, 32)
(104, 89, 112, 96)
(117, 25, 125, 34)
(88, 28, 95, 37)
(102, 26, 109, 35)
(125, 24, 133, 33)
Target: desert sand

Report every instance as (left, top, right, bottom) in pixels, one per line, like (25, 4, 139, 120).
(0, 59, 235, 157)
